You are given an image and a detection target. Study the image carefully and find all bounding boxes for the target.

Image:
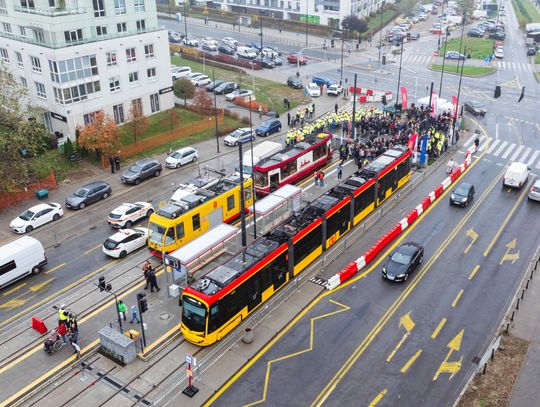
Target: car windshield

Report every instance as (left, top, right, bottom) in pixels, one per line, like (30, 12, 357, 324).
(391, 251, 412, 265)
(129, 165, 142, 173)
(148, 222, 175, 246)
(455, 185, 469, 196)
(230, 130, 242, 138)
(182, 296, 207, 332)
(19, 209, 35, 221)
(74, 188, 88, 198)
(103, 239, 119, 250)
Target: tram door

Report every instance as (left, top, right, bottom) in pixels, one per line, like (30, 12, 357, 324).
(247, 276, 262, 312)
(208, 206, 223, 227)
(269, 171, 280, 192)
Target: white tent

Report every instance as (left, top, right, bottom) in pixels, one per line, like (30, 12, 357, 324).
(415, 96, 454, 115)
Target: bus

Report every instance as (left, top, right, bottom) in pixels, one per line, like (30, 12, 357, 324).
(252, 133, 333, 195)
(147, 174, 253, 256)
(181, 146, 411, 346)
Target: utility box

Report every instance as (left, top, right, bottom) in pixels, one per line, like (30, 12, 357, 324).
(35, 189, 49, 200)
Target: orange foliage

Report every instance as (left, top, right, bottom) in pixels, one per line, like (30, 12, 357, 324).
(77, 110, 119, 155)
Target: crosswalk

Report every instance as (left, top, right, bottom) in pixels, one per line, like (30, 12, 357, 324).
(464, 136, 540, 169)
(495, 61, 535, 73)
(398, 54, 534, 73)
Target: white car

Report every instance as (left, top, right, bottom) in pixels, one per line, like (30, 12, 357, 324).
(102, 227, 148, 258)
(187, 72, 203, 80)
(225, 89, 253, 101)
(528, 179, 540, 201)
(10, 202, 63, 234)
(107, 202, 154, 229)
(306, 83, 321, 97)
(192, 75, 211, 86)
(327, 84, 343, 96)
(503, 162, 530, 189)
(224, 128, 254, 146)
(201, 39, 218, 51)
(165, 147, 199, 168)
(494, 47, 504, 59)
(261, 48, 279, 58)
(183, 37, 199, 47)
(222, 37, 238, 49)
(171, 66, 191, 80)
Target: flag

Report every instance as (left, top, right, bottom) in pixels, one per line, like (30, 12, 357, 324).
(419, 132, 429, 166)
(431, 93, 439, 117)
(451, 96, 458, 119)
(408, 132, 418, 151)
(400, 87, 408, 110)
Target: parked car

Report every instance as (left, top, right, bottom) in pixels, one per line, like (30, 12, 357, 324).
(489, 31, 506, 40)
(191, 75, 211, 86)
(256, 118, 282, 137)
(382, 242, 424, 282)
(467, 29, 483, 38)
(237, 46, 257, 59)
(464, 100, 487, 116)
(201, 39, 218, 51)
(450, 182, 475, 207)
(410, 32, 421, 40)
(503, 162, 531, 189)
(107, 202, 154, 228)
(494, 47, 504, 59)
(261, 48, 279, 59)
(445, 51, 465, 60)
(165, 147, 198, 169)
(206, 80, 226, 92)
(214, 81, 238, 95)
(528, 179, 540, 201)
(187, 72, 204, 80)
(121, 158, 162, 185)
(171, 66, 192, 80)
(225, 89, 253, 101)
(287, 53, 307, 65)
(65, 181, 111, 210)
(247, 41, 262, 52)
(311, 76, 335, 87)
(327, 84, 343, 96)
(260, 57, 276, 69)
(10, 203, 63, 234)
(527, 46, 537, 56)
(183, 36, 199, 47)
(222, 37, 239, 49)
(287, 76, 303, 89)
(218, 44, 236, 55)
(306, 83, 321, 97)
(102, 227, 148, 258)
(224, 128, 254, 146)
(272, 56, 284, 66)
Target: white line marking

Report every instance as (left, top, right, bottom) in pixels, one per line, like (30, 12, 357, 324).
(494, 141, 508, 156)
(527, 151, 540, 167)
(510, 145, 525, 161)
(487, 139, 500, 154)
(501, 143, 516, 159)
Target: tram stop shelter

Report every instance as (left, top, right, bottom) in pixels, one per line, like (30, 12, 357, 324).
(249, 184, 302, 236)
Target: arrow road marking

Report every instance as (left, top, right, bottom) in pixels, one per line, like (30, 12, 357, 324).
(433, 329, 464, 381)
(464, 228, 478, 254)
(386, 312, 415, 363)
(500, 238, 520, 265)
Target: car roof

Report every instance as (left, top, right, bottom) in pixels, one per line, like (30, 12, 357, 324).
(82, 180, 108, 189)
(397, 242, 421, 255)
(136, 158, 158, 165)
(174, 147, 196, 153)
(26, 203, 57, 212)
(108, 228, 145, 242)
(110, 203, 138, 214)
(456, 182, 472, 189)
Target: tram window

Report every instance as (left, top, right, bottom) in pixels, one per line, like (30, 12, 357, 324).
(397, 159, 410, 180)
(253, 171, 268, 187)
(354, 184, 375, 215)
(282, 162, 297, 179)
(175, 222, 185, 240)
(313, 143, 327, 160)
(294, 224, 322, 265)
(208, 303, 220, 333)
(165, 227, 175, 245)
(326, 202, 350, 237)
(227, 195, 235, 211)
(226, 286, 246, 317)
(261, 266, 272, 290)
(192, 214, 201, 230)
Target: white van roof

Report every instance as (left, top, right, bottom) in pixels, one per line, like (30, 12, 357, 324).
(0, 236, 43, 264)
(508, 162, 528, 171)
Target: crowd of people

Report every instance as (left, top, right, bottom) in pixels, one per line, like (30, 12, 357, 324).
(44, 305, 79, 354)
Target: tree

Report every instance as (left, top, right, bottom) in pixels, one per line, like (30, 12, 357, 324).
(77, 110, 119, 159)
(174, 78, 196, 106)
(342, 15, 369, 36)
(457, 0, 475, 16)
(124, 102, 149, 144)
(167, 109, 181, 130)
(191, 89, 213, 114)
(0, 63, 29, 129)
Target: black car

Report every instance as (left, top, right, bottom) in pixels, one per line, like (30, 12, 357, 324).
(65, 181, 111, 210)
(527, 46, 537, 56)
(287, 76, 303, 89)
(410, 32, 421, 40)
(467, 30, 483, 38)
(121, 158, 162, 185)
(382, 242, 424, 282)
(261, 57, 275, 69)
(218, 44, 236, 55)
(450, 182, 475, 207)
(464, 100, 487, 116)
(214, 81, 238, 95)
(489, 31, 506, 40)
(206, 80, 225, 92)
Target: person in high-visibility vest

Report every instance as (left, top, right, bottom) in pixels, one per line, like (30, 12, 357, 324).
(58, 304, 68, 325)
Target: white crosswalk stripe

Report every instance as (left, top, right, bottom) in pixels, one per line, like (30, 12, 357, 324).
(528, 151, 540, 167)
(536, 159, 540, 170)
(510, 145, 525, 161)
(501, 143, 516, 159)
(518, 147, 532, 163)
(497, 61, 533, 73)
(487, 139, 501, 154)
(494, 141, 508, 156)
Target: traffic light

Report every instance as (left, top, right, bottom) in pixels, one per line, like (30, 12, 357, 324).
(331, 39, 335, 48)
(98, 276, 106, 292)
(137, 293, 148, 313)
(382, 55, 386, 65)
(518, 86, 525, 103)
(494, 85, 501, 99)
(381, 95, 387, 105)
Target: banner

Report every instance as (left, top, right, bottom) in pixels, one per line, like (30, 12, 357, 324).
(408, 132, 418, 151)
(400, 87, 408, 110)
(419, 132, 428, 166)
(431, 93, 439, 117)
(451, 96, 458, 119)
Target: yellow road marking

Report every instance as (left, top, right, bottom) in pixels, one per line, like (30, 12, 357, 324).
(499, 238, 520, 265)
(0, 297, 30, 310)
(451, 289, 464, 308)
(386, 312, 415, 362)
(84, 243, 102, 255)
(45, 263, 66, 274)
(431, 318, 447, 340)
(368, 389, 388, 407)
(433, 329, 464, 381)
(29, 278, 54, 292)
(483, 185, 530, 257)
(2, 283, 26, 296)
(400, 349, 423, 373)
(464, 228, 478, 254)
(468, 265, 480, 280)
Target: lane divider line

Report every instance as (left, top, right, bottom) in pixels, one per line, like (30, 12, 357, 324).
(451, 289, 464, 308)
(431, 318, 447, 340)
(400, 349, 423, 374)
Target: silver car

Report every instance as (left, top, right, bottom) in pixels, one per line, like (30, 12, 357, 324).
(528, 180, 540, 201)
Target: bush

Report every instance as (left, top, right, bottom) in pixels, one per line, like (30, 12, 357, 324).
(63, 137, 74, 157)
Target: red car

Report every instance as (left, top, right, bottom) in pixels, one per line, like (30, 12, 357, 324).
(287, 53, 307, 65)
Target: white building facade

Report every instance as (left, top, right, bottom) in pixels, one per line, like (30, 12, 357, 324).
(0, 0, 173, 143)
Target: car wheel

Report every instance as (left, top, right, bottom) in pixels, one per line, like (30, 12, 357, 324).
(125, 220, 133, 228)
(102, 192, 109, 199)
(25, 225, 33, 233)
(79, 202, 86, 210)
(265, 132, 269, 137)
(465, 200, 469, 207)
(119, 251, 127, 258)
(32, 265, 41, 274)
(192, 156, 197, 163)
(146, 209, 154, 217)
(176, 163, 181, 169)
(134, 178, 141, 185)
(53, 213, 60, 221)
(154, 170, 161, 177)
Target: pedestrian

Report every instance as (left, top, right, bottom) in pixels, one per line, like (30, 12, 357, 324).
(314, 170, 319, 187)
(130, 304, 141, 324)
(147, 268, 160, 292)
(58, 304, 68, 326)
(108, 155, 115, 174)
(258, 105, 263, 119)
(69, 318, 79, 346)
(312, 102, 316, 116)
(118, 300, 127, 321)
(143, 261, 151, 289)
(57, 321, 68, 345)
(334, 103, 338, 114)
(287, 112, 291, 126)
(114, 153, 121, 171)
(337, 164, 343, 180)
(283, 97, 289, 109)
(319, 170, 325, 187)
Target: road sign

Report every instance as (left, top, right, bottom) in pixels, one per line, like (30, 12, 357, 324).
(185, 353, 197, 366)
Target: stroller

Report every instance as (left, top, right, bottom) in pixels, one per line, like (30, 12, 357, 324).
(43, 328, 62, 354)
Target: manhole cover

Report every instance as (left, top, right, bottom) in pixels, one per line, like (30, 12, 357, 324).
(160, 313, 171, 320)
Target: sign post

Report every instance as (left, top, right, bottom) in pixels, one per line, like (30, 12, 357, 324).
(182, 353, 199, 397)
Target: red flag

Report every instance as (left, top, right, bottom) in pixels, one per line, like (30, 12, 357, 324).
(408, 132, 418, 151)
(400, 87, 408, 110)
(451, 96, 458, 119)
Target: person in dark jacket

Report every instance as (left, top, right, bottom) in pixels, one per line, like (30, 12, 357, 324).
(109, 155, 115, 174)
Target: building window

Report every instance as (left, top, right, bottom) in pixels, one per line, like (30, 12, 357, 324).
(64, 29, 83, 43)
(35, 81, 46, 99)
(34, 29, 45, 43)
(96, 26, 107, 36)
(150, 93, 160, 113)
(20, 76, 27, 88)
(83, 112, 98, 125)
(109, 76, 120, 92)
(144, 44, 154, 59)
(49, 0, 55, 7)
(147, 67, 156, 81)
(126, 48, 136, 63)
(53, 80, 101, 105)
(136, 19, 146, 32)
(132, 98, 142, 114)
(20, 0, 35, 8)
(113, 104, 125, 124)
(2, 22, 11, 34)
(30, 56, 41, 73)
(92, 0, 105, 17)
(16, 51, 23, 67)
(128, 71, 139, 85)
(48, 55, 98, 84)
(106, 51, 117, 67)
(0, 48, 8, 63)
(134, 0, 145, 12)
(19, 26, 26, 37)
(114, 0, 126, 15)
(0, 0, 7, 15)
(117, 22, 127, 33)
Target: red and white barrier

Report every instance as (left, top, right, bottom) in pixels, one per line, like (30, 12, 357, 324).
(326, 149, 473, 290)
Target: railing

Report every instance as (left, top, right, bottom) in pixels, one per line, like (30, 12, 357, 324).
(14, 5, 87, 16)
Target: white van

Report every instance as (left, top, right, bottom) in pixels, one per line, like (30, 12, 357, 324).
(237, 46, 257, 59)
(172, 66, 192, 80)
(0, 236, 47, 289)
(503, 162, 531, 189)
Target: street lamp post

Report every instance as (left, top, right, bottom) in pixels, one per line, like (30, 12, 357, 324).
(340, 29, 345, 85)
(238, 141, 247, 247)
(183, 2, 188, 39)
(378, 11, 383, 64)
(438, 30, 449, 97)
(351, 73, 358, 141)
(395, 40, 404, 109)
(259, 10, 264, 66)
(248, 96, 257, 239)
(452, 46, 467, 146)
(305, 0, 309, 47)
(212, 67, 220, 154)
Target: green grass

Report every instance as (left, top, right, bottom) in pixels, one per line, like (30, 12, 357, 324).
(535, 52, 540, 64)
(366, 10, 398, 35)
(431, 64, 496, 76)
(170, 55, 309, 114)
(512, 0, 540, 27)
(440, 38, 495, 60)
(31, 149, 74, 182)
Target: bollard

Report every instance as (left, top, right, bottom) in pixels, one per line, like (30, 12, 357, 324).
(491, 349, 495, 360)
(506, 323, 510, 332)
(526, 280, 530, 289)
(516, 298, 520, 310)
(521, 289, 525, 299)
(242, 328, 254, 344)
(511, 310, 515, 321)
(482, 363, 487, 374)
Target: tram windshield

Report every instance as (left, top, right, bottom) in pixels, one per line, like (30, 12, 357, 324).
(253, 171, 268, 187)
(182, 296, 207, 332)
(148, 222, 175, 246)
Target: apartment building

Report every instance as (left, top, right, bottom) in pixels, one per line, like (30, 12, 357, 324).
(0, 0, 173, 142)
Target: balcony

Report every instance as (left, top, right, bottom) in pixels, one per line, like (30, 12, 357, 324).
(14, 5, 87, 17)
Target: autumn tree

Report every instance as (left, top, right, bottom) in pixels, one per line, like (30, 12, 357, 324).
(174, 78, 195, 106)
(167, 109, 181, 130)
(124, 101, 149, 144)
(192, 89, 214, 114)
(77, 110, 119, 159)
